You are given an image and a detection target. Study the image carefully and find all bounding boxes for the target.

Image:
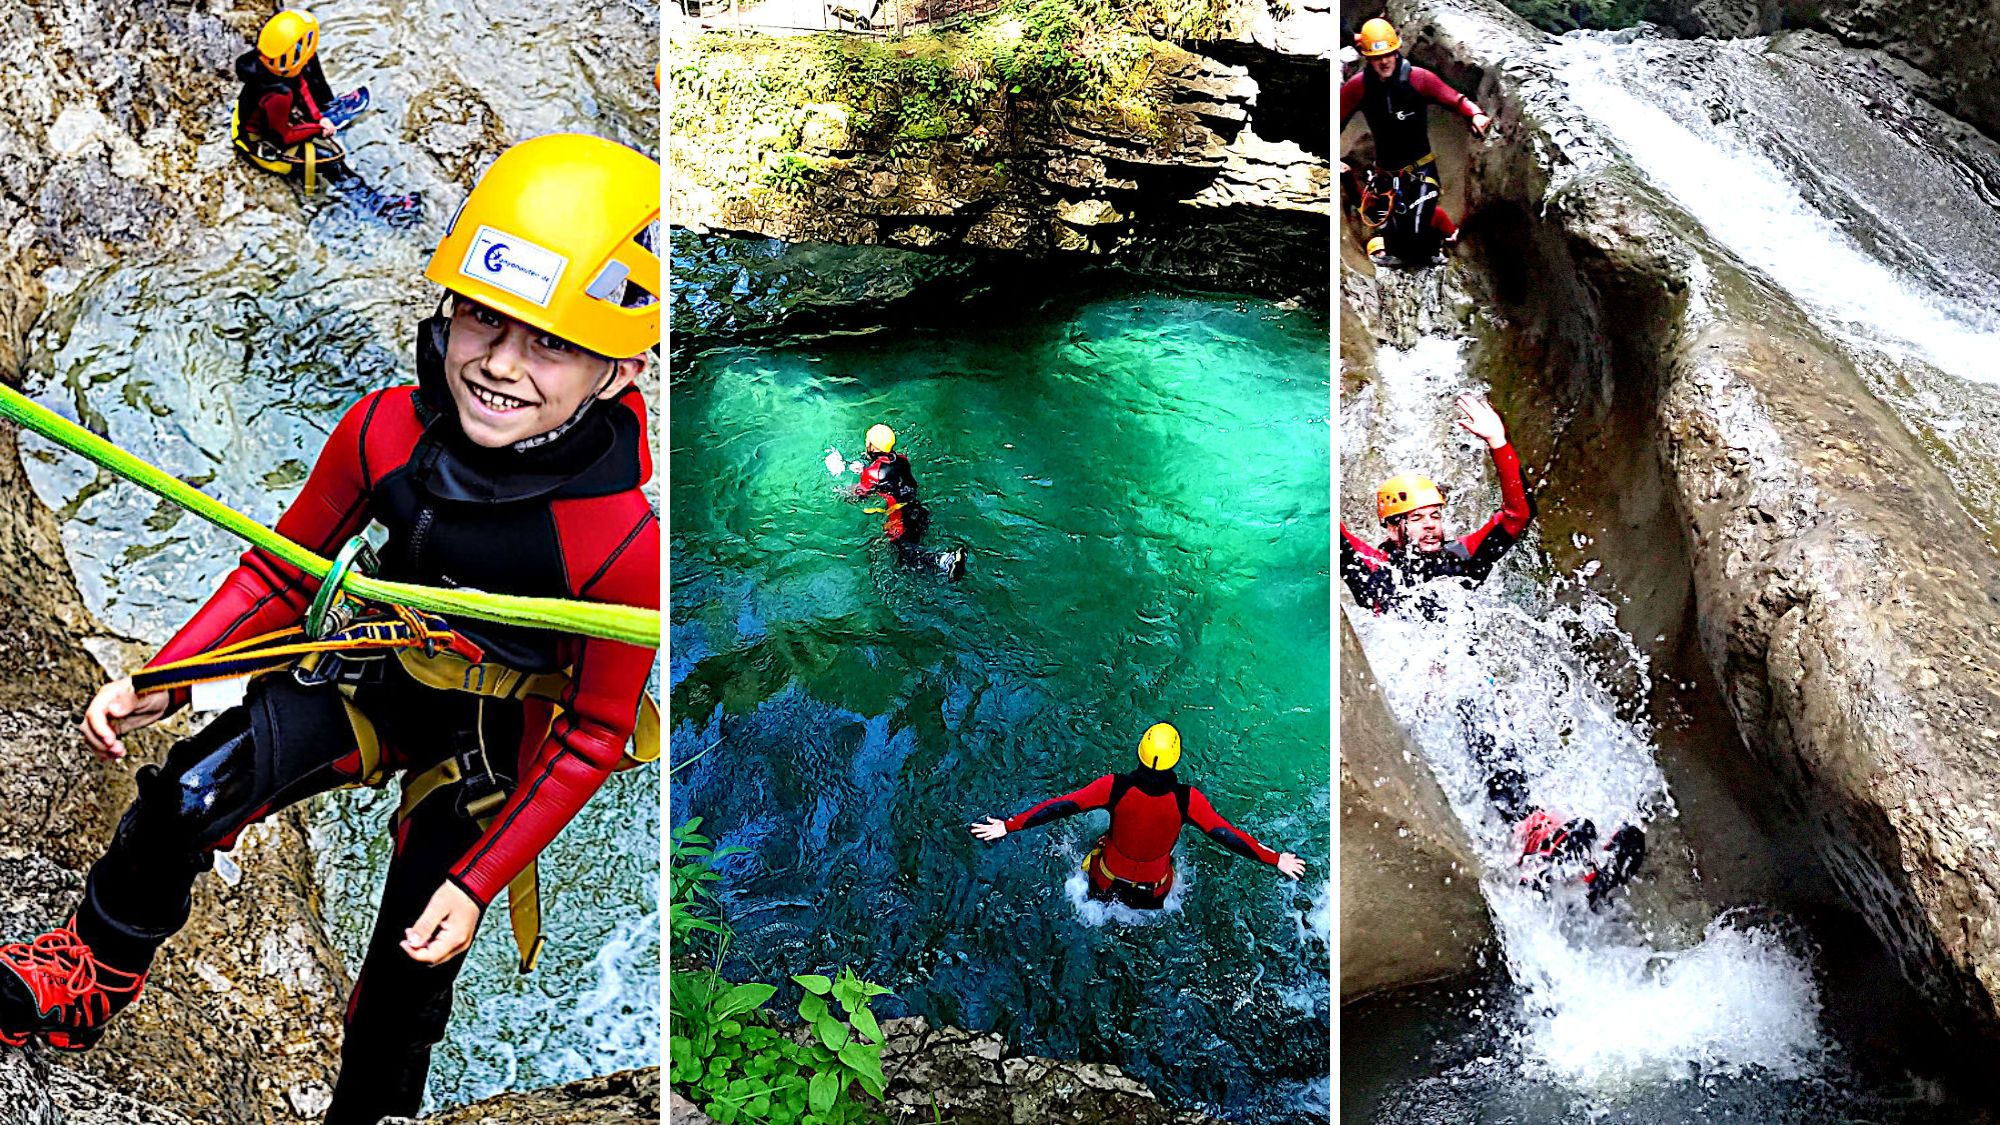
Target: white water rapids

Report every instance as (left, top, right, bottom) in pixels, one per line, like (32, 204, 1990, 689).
(1344, 329, 1827, 1091)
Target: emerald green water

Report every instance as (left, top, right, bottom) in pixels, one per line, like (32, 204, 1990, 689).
(670, 257, 1332, 1122)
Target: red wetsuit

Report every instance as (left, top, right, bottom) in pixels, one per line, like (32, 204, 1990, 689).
(852, 451, 928, 542)
(147, 385, 659, 906)
(235, 51, 334, 147)
(1340, 60, 1483, 171)
(1340, 441, 1534, 615)
(1004, 769, 1281, 905)
(1341, 60, 1482, 240)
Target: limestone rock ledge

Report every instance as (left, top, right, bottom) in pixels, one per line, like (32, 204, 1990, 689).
(669, 1017, 1228, 1125)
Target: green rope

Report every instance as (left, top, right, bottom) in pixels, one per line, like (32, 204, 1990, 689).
(0, 383, 658, 649)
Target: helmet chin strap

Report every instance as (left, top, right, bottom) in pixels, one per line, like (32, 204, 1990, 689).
(510, 358, 618, 452)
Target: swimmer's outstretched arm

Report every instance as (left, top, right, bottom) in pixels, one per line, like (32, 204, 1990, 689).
(970, 775, 1115, 842)
(1186, 787, 1306, 880)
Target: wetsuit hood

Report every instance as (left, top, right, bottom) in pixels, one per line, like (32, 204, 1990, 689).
(411, 314, 653, 503)
(234, 50, 267, 84)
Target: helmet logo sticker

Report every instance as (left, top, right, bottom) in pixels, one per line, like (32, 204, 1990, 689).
(462, 225, 569, 308)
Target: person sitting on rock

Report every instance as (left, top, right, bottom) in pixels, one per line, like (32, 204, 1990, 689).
(1340, 17, 1491, 267)
(0, 134, 660, 1125)
(233, 8, 416, 223)
(971, 723, 1306, 910)
(233, 10, 341, 166)
(834, 423, 967, 579)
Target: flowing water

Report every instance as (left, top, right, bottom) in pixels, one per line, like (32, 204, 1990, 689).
(16, 0, 657, 1108)
(1547, 28, 2000, 538)
(670, 241, 1332, 1123)
(1341, 294, 1984, 1122)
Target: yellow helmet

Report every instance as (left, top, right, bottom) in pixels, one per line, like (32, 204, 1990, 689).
(1137, 723, 1182, 771)
(425, 134, 661, 359)
(1376, 473, 1445, 521)
(865, 424, 897, 453)
(1355, 18, 1402, 58)
(258, 9, 320, 78)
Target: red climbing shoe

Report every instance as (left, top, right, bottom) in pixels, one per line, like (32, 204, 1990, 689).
(0, 921, 146, 1051)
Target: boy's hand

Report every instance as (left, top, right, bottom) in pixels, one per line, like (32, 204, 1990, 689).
(402, 882, 483, 964)
(1276, 852, 1306, 880)
(81, 678, 170, 761)
(1455, 392, 1509, 449)
(320, 120, 338, 138)
(969, 817, 1008, 842)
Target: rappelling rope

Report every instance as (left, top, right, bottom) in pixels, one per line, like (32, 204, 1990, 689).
(0, 383, 658, 648)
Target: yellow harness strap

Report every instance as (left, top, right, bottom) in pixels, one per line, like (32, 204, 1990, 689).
(391, 647, 659, 971)
(146, 619, 654, 976)
(304, 140, 317, 192)
(394, 752, 547, 972)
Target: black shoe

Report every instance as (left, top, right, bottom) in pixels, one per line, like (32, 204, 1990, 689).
(938, 547, 967, 580)
(1587, 825, 1646, 909)
(1486, 768, 1531, 823)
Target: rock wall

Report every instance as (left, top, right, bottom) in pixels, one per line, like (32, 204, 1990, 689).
(393, 1068, 660, 1124)
(0, 2, 355, 1118)
(1338, 621, 1492, 1002)
(668, 18, 1329, 298)
(1388, 0, 2000, 1035)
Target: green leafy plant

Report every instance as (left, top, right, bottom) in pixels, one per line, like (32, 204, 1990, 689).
(669, 822, 894, 1124)
(762, 153, 823, 194)
(670, 817, 744, 955)
(670, 967, 895, 1124)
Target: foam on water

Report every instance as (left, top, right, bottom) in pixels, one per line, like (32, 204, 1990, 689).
(1347, 336, 1826, 1092)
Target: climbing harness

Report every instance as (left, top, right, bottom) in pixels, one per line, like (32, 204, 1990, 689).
(125, 532, 659, 973)
(231, 102, 349, 187)
(1080, 836, 1168, 896)
(0, 384, 661, 973)
(1354, 156, 1442, 265)
(0, 384, 658, 647)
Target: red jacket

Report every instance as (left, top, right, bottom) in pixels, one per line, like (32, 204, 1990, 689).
(1004, 770, 1281, 884)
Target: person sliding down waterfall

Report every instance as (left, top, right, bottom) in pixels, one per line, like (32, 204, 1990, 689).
(1340, 393, 1644, 907)
(971, 724, 1306, 910)
(829, 424, 967, 579)
(0, 135, 660, 1125)
(1339, 17, 1490, 268)
(232, 8, 418, 226)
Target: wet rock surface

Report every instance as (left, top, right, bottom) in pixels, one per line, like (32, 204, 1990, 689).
(1654, 0, 2000, 143)
(1337, 622, 1492, 1001)
(390, 1067, 660, 1123)
(874, 1018, 1225, 1125)
(1385, 0, 2000, 1037)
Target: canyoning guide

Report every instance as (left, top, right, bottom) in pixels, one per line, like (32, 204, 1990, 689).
(829, 423, 967, 579)
(0, 134, 660, 1125)
(233, 8, 416, 223)
(1339, 17, 1490, 267)
(1340, 392, 1643, 907)
(971, 724, 1305, 910)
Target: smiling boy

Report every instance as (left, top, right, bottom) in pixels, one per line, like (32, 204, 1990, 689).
(0, 133, 660, 1125)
